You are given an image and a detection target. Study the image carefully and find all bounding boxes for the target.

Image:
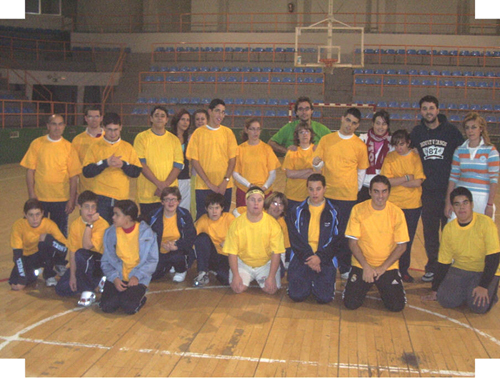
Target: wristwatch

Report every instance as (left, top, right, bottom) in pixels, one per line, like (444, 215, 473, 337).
(86, 223, 94, 229)
(224, 177, 230, 182)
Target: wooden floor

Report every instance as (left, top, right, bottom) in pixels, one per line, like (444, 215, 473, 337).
(1, 162, 500, 377)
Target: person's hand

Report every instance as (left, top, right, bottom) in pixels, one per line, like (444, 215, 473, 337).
(207, 182, 219, 193)
(65, 200, 75, 215)
(161, 241, 177, 253)
(107, 154, 123, 168)
(444, 202, 454, 219)
(128, 276, 139, 287)
(113, 277, 127, 292)
(421, 291, 438, 301)
(262, 275, 278, 294)
(485, 204, 494, 219)
(89, 212, 100, 223)
(472, 286, 490, 307)
(362, 265, 377, 283)
(39, 233, 47, 242)
(217, 180, 228, 194)
(373, 266, 387, 280)
(312, 156, 322, 166)
(230, 274, 246, 294)
(287, 145, 298, 152)
(69, 272, 77, 292)
(305, 255, 321, 273)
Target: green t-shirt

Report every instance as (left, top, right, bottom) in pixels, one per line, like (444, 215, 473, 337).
(270, 120, 331, 148)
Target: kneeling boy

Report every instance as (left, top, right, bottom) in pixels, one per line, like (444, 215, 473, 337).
(287, 174, 341, 304)
(55, 191, 109, 305)
(10, 199, 68, 289)
(223, 187, 285, 294)
(193, 193, 235, 286)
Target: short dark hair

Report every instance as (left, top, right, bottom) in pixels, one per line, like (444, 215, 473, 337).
(23, 198, 44, 214)
(208, 98, 225, 110)
(390, 129, 410, 146)
(344, 107, 361, 121)
(450, 186, 473, 203)
(193, 109, 209, 125)
(264, 192, 288, 216)
(293, 121, 315, 146)
(369, 174, 391, 192)
(150, 105, 169, 118)
(372, 109, 391, 128)
(114, 200, 138, 222)
(205, 192, 225, 209)
(419, 95, 439, 109)
(294, 96, 313, 114)
(307, 173, 326, 187)
(103, 112, 121, 127)
(84, 105, 101, 117)
(77, 190, 98, 206)
(160, 186, 182, 202)
(47, 114, 65, 124)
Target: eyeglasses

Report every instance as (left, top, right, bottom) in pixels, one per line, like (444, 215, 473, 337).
(163, 198, 178, 203)
(213, 109, 226, 115)
(297, 107, 311, 112)
(299, 130, 311, 135)
(272, 201, 284, 207)
(248, 127, 261, 132)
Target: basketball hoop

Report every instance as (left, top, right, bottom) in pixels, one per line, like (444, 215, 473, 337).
(319, 58, 337, 74)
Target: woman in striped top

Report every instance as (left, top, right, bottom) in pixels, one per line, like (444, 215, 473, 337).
(444, 112, 499, 220)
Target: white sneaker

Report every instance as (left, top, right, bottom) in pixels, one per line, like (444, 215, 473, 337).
(193, 271, 209, 287)
(173, 271, 187, 283)
(98, 276, 107, 293)
(46, 277, 57, 287)
(169, 266, 176, 274)
(77, 291, 96, 307)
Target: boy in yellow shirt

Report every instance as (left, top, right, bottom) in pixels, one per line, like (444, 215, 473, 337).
(343, 175, 409, 312)
(55, 191, 109, 305)
(10, 199, 68, 289)
(193, 193, 235, 287)
(82, 113, 142, 224)
(223, 187, 285, 294)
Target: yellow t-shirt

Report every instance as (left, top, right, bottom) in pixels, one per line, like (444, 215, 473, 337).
(439, 213, 500, 274)
(67, 216, 108, 254)
(116, 224, 140, 281)
(161, 214, 180, 254)
(346, 200, 409, 270)
(186, 125, 237, 190)
(83, 138, 142, 200)
(313, 132, 369, 201)
(282, 145, 315, 201)
(134, 129, 184, 204)
(20, 136, 82, 201)
(195, 212, 235, 255)
(308, 202, 325, 252)
(11, 217, 67, 256)
(223, 212, 285, 267)
(72, 130, 103, 193)
(234, 207, 290, 249)
(380, 150, 426, 209)
(234, 141, 280, 194)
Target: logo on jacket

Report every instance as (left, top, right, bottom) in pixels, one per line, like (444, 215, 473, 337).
(422, 146, 444, 160)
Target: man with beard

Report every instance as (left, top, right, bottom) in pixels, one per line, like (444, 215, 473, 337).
(410, 95, 464, 283)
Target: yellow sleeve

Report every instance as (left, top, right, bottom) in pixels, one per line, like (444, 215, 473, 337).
(195, 216, 207, 234)
(345, 205, 361, 239)
(357, 141, 370, 170)
(133, 132, 146, 159)
(186, 130, 200, 161)
(235, 145, 243, 172)
(227, 129, 238, 159)
(10, 220, 24, 250)
(68, 145, 83, 177)
(82, 144, 97, 166)
(91, 218, 108, 253)
(172, 137, 184, 165)
(270, 219, 285, 254)
(412, 152, 426, 180)
(67, 220, 81, 252)
(266, 144, 281, 170)
(222, 220, 239, 256)
(282, 150, 293, 170)
(484, 218, 500, 256)
(438, 224, 454, 264)
(20, 139, 40, 170)
(126, 144, 142, 167)
(313, 139, 324, 160)
(393, 208, 410, 243)
(380, 154, 394, 178)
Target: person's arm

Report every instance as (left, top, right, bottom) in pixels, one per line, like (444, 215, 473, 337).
(26, 169, 36, 199)
(444, 180, 457, 218)
(485, 183, 497, 218)
(312, 156, 324, 171)
(262, 170, 276, 191)
(285, 168, 314, 179)
(472, 252, 500, 307)
(82, 159, 109, 178)
(421, 262, 452, 301)
(228, 254, 246, 293)
(174, 212, 197, 252)
(232, 171, 252, 189)
(285, 213, 315, 262)
(268, 140, 288, 155)
(348, 238, 377, 283)
(357, 169, 366, 191)
(65, 176, 78, 214)
(121, 161, 142, 178)
(263, 253, 281, 294)
(373, 242, 407, 278)
(387, 174, 415, 187)
(191, 159, 217, 192)
(217, 157, 236, 193)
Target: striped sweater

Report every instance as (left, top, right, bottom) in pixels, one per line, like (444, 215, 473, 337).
(449, 138, 500, 194)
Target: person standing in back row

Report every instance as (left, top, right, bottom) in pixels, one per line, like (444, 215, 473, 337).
(410, 95, 464, 282)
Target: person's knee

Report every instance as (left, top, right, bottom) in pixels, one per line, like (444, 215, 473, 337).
(343, 293, 363, 310)
(384, 299, 405, 312)
(99, 301, 117, 313)
(470, 304, 489, 314)
(437, 290, 460, 309)
(314, 291, 334, 304)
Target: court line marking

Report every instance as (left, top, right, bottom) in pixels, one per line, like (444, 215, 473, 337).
(0, 286, 495, 376)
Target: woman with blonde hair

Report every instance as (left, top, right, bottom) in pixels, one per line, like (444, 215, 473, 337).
(444, 112, 499, 219)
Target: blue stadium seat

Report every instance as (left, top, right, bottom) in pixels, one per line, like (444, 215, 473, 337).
(388, 101, 399, 108)
(244, 98, 256, 105)
(257, 99, 267, 105)
(400, 102, 411, 108)
(482, 104, 493, 111)
(486, 116, 497, 123)
(265, 110, 276, 117)
(458, 104, 469, 110)
(277, 110, 288, 117)
(268, 99, 279, 105)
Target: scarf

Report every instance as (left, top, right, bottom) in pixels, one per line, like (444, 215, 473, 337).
(366, 128, 391, 174)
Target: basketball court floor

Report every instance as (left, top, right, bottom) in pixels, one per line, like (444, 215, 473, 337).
(0, 162, 499, 377)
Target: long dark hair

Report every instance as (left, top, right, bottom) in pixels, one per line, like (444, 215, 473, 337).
(170, 108, 191, 144)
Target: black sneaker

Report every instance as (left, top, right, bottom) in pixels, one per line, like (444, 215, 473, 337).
(422, 272, 434, 282)
(401, 273, 415, 283)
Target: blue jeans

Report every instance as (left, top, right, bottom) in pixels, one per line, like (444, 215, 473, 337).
(329, 199, 357, 274)
(194, 233, 229, 285)
(55, 249, 103, 296)
(287, 256, 336, 303)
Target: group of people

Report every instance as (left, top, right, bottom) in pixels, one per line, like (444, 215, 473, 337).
(9, 94, 500, 316)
